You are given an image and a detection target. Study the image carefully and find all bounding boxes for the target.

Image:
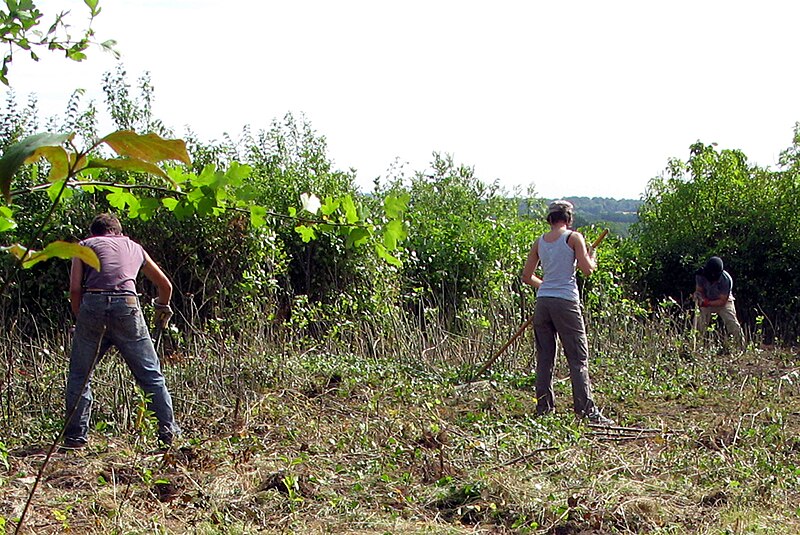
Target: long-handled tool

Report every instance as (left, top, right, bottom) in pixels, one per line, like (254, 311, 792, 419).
(470, 228, 610, 381)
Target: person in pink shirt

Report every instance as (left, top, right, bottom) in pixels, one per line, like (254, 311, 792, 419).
(63, 213, 180, 450)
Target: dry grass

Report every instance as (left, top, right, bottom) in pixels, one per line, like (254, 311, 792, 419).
(1, 310, 800, 534)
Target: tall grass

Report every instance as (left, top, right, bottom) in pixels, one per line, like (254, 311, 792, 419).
(1, 297, 799, 533)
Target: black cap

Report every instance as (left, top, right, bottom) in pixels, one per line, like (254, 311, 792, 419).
(703, 256, 723, 281)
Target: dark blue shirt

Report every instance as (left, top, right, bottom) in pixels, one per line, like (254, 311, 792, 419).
(696, 270, 734, 301)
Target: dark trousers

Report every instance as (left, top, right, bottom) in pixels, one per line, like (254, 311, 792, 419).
(533, 297, 598, 417)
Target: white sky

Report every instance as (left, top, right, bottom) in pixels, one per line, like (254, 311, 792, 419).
(6, 0, 800, 199)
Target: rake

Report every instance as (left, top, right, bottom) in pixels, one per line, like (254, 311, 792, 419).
(470, 228, 609, 381)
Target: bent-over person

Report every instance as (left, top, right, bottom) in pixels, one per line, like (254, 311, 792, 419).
(694, 255, 745, 348)
(64, 213, 180, 450)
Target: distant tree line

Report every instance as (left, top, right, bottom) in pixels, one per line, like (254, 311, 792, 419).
(563, 196, 641, 237)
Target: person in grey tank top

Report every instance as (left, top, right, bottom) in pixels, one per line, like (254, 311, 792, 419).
(521, 200, 614, 425)
(63, 213, 181, 450)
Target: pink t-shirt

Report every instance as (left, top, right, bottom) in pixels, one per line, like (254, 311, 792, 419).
(80, 235, 145, 294)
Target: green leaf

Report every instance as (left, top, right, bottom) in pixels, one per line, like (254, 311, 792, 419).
(161, 198, 179, 211)
(173, 200, 194, 220)
(383, 219, 407, 251)
(99, 131, 191, 165)
(375, 243, 402, 267)
(347, 226, 371, 247)
(341, 195, 358, 224)
(130, 198, 160, 220)
(250, 205, 267, 228)
(320, 196, 340, 216)
(167, 166, 191, 185)
(46, 179, 74, 203)
(187, 186, 206, 203)
(295, 225, 316, 243)
(84, 0, 100, 14)
(101, 39, 117, 54)
(0, 206, 17, 232)
(106, 189, 138, 211)
(0, 132, 70, 202)
(235, 184, 258, 202)
(384, 194, 410, 219)
(2, 241, 100, 270)
(67, 51, 88, 61)
(225, 162, 251, 187)
(192, 164, 218, 187)
(196, 195, 216, 216)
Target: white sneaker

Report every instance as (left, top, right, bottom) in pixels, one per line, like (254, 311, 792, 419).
(586, 413, 615, 426)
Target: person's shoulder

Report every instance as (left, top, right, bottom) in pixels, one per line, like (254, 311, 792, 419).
(115, 234, 141, 246)
(81, 235, 107, 246)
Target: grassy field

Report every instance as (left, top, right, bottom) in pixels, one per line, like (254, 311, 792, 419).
(1, 312, 799, 534)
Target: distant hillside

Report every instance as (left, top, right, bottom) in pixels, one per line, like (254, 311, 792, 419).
(564, 196, 641, 236)
(516, 196, 642, 236)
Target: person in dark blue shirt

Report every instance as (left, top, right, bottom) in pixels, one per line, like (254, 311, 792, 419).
(694, 256, 745, 348)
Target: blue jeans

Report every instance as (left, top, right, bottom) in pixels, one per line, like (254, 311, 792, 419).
(65, 293, 180, 444)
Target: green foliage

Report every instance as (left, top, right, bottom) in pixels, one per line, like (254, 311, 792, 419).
(228, 113, 409, 319)
(0, 0, 117, 85)
(631, 136, 800, 341)
(0, 130, 189, 272)
(0, 80, 407, 330)
(101, 66, 168, 136)
(393, 153, 545, 326)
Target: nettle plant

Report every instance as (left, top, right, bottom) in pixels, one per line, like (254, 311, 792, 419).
(0, 130, 409, 291)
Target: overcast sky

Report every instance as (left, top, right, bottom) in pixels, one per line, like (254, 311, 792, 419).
(6, 1, 800, 200)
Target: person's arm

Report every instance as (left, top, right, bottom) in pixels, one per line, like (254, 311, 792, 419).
(520, 240, 543, 289)
(706, 294, 729, 307)
(69, 257, 84, 317)
(693, 284, 706, 305)
(141, 251, 172, 305)
(697, 273, 731, 307)
(571, 232, 596, 277)
(699, 291, 729, 308)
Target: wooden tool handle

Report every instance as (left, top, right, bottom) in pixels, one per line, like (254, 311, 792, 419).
(591, 228, 609, 249)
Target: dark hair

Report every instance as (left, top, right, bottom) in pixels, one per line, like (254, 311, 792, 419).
(546, 200, 574, 225)
(546, 211, 572, 224)
(703, 256, 724, 281)
(90, 213, 123, 236)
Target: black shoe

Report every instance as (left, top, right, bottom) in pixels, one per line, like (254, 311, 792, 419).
(60, 438, 87, 451)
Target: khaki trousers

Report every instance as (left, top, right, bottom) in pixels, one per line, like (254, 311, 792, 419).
(695, 299, 745, 347)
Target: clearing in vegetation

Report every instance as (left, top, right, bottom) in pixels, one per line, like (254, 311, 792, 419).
(1, 310, 799, 534)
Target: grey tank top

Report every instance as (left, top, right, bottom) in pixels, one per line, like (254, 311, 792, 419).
(536, 231, 579, 302)
(80, 235, 145, 294)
